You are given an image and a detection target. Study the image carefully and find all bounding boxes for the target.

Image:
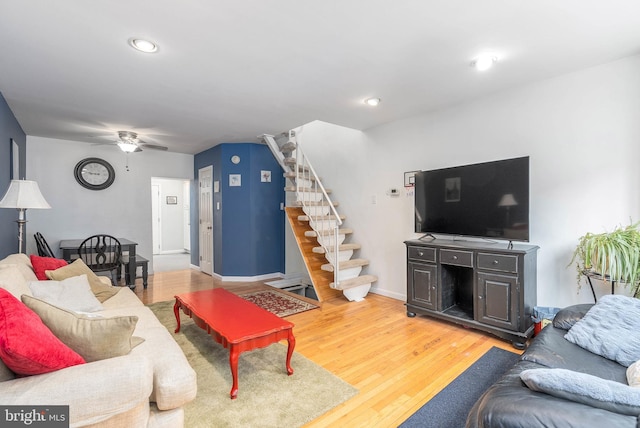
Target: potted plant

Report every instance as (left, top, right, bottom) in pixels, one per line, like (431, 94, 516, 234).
(570, 222, 640, 297)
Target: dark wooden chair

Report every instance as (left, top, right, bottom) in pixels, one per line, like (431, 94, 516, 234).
(77, 235, 122, 285)
(34, 232, 55, 258)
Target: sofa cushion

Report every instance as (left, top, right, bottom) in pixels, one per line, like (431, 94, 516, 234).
(521, 322, 628, 383)
(29, 275, 104, 313)
(22, 295, 144, 363)
(564, 295, 640, 367)
(521, 368, 640, 416)
(0, 289, 85, 375)
(552, 304, 593, 330)
(627, 360, 640, 387)
(46, 259, 119, 302)
(0, 253, 38, 282)
(0, 265, 32, 299)
(29, 255, 68, 280)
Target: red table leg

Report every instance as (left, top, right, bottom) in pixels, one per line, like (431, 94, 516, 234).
(229, 345, 240, 399)
(173, 301, 181, 333)
(286, 329, 295, 376)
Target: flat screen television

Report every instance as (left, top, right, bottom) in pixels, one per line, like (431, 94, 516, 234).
(414, 156, 530, 242)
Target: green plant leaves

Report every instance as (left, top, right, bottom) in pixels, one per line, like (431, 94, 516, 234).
(570, 222, 640, 297)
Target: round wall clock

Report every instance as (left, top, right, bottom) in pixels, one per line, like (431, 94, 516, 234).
(230, 155, 241, 164)
(74, 158, 116, 190)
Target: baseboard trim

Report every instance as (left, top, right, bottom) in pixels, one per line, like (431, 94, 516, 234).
(369, 287, 404, 301)
(190, 264, 201, 271)
(210, 272, 285, 282)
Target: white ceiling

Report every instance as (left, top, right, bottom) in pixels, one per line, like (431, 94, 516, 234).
(1, 1, 639, 154)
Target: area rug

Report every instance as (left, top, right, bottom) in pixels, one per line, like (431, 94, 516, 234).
(399, 347, 520, 428)
(240, 289, 318, 317)
(148, 300, 356, 428)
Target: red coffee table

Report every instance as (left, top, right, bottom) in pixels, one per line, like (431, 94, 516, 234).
(173, 288, 295, 399)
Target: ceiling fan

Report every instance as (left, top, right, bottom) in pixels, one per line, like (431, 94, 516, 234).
(115, 131, 168, 153)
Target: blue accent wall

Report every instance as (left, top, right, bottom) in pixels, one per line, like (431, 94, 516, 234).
(0, 93, 27, 257)
(193, 143, 284, 276)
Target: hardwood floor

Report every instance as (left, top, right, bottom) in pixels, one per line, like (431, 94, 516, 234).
(134, 269, 522, 427)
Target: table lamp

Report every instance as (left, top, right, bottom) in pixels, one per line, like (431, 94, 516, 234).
(498, 193, 518, 228)
(0, 180, 51, 253)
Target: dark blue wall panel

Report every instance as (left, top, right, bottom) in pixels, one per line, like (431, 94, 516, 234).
(193, 142, 284, 277)
(0, 93, 26, 257)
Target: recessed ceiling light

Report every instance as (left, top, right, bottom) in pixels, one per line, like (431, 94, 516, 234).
(365, 97, 381, 106)
(471, 54, 498, 71)
(128, 38, 159, 53)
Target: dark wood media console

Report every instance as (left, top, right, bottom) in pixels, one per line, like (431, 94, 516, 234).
(404, 238, 539, 349)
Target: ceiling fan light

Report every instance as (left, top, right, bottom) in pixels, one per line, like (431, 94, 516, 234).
(128, 38, 158, 53)
(471, 54, 498, 71)
(117, 141, 138, 153)
(365, 97, 381, 106)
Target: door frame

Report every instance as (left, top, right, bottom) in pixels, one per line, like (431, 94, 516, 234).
(198, 166, 214, 275)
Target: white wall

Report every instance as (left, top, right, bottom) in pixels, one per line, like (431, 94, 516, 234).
(295, 54, 640, 308)
(25, 136, 193, 274)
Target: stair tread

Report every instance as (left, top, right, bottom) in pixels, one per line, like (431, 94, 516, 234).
(283, 172, 318, 181)
(330, 275, 378, 290)
(284, 186, 332, 193)
(298, 214, 346, 222)
(321, 258, 370, 272)
(305, 228, 353, 237)
(279, 142, 296, 153)
(313, 243, 361, 253)
(294, 200, 339, 207)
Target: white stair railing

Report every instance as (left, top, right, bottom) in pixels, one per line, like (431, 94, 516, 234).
(263, 131, 342, 288)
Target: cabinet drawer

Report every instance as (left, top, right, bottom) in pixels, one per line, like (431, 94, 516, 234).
(478, 253, 518, 273)
(440, 249, 473, 267)
(408, 246, 436, 263)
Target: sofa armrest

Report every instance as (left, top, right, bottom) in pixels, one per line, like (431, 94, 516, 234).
(0, 355, 153, 427)
(552, 304, 594, 330)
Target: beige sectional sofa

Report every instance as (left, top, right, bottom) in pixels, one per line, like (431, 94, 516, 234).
(0, 253, 197, 427)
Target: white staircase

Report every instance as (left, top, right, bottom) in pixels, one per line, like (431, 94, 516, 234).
(263, 131, 377, 302)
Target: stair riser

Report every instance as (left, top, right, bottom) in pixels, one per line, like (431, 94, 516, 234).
(316, 234, 346, 247)
(342, 284, 371, 302)
(309, 219, 340, 230)
(296, 191, 324, 202)
(303, 206, 331, 217)
(323, 250, 354, 264)
(336, 266, 363, 281)
(294, 178, 315, 187)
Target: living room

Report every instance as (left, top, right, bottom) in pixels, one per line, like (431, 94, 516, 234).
(1, 2, 640, 427)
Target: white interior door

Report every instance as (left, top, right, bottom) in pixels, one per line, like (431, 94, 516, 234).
(198, 166, 213, 275)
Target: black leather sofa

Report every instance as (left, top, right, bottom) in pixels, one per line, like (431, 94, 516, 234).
(466, 304, 638, 427)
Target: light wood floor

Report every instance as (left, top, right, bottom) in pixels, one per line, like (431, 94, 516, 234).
(134, 269, 522, 427)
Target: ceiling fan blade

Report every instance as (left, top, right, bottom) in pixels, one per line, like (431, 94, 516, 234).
(139, 141, 168, 151)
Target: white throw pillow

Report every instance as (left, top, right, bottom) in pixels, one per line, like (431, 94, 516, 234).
(28, 275, 104, 312)
(628, 360, 640, 387)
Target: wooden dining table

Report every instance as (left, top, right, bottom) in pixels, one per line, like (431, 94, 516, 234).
(58, 238, 138, 288)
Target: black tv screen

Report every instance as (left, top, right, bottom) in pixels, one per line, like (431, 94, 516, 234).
(414, 156, 529, 241)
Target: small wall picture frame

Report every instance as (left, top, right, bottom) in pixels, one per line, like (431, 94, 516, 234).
(261, 170, 272, 182)
(229, 174, 241, 187)
(166, 196, 178, 205)
(404, 171, 419, 188)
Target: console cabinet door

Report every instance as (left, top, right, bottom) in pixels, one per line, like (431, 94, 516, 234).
(408, 262, 438, 311)
(476, 272, 518, 331)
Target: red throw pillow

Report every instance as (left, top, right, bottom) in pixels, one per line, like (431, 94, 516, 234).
(0, 288, 85, 375)
(30, 255, 68, 280)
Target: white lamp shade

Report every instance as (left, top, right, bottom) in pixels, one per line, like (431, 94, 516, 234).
(498, 193, 518, 207)
(0, 180, 51, 209)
